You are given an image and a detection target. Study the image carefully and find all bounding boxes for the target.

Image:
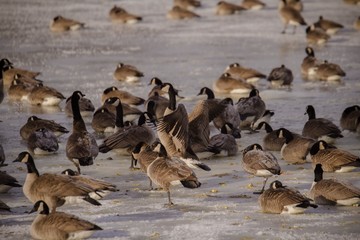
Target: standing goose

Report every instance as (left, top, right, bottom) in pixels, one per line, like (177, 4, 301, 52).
(29, 200, 102, 240)
(27, 128, 59, 155)
(0, 171, 22, 193)
(306, 25, 330, 45)
(13, 152, 101, 212)
(310, 140, 360, 172)
(241, 144, 281, 194)
(101, 86, 144, 106)
(20, 115, 69, 141)
(156, 83, 198, 160)
(207, 123, 239, 157)
(340, 105, 360, 131)
(109, 5, 142, 24)
(267, 64, 293, 87)
(50, 15, 85, 32)
(259, 180, 317, 214)
(98, 112, 156, 165)
(66, 91, 99, 174)
(61, 169, 117, 200)
(224, 63, 266, 83)
(313, 16, 344, 35)
(277, 128, 315, 164)
(278, 0, 306, 34)
(213, 73, 255, 94)
(315, 60, 346, 81)
(303, 105, 343, 144)
(301, 47, 319, 80)
(236, 89, 266, 130)
(147, 142, 202, 206)
(212, 98, 241, 136)
(174, 0, 201, 10)
(215, 1, 246, 16)
(28, 83, 66, 106)
(64, 95, 95, 117)
(167, 6, 200, 20)
(309, 164, 360, 206)
(197, 87, 228, 124)
(113, 63, 144, 83)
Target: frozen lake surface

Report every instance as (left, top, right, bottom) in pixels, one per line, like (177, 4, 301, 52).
(0, 0, 359, 239)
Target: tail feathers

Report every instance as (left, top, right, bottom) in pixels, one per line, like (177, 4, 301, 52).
(341, 159, 360, 167)
(181, 180, 201, 189)
(296, 201, 318, 209)
(99, 144, 111, 153)
(91, 224, 103, 231)
(83, 195, 101, 206)
(181, 158, 211, 171)
(206, 145, 221, 154)
(8, 182, 22, 187)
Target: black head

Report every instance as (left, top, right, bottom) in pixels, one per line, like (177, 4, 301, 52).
(104, 97, 121, 106)
(103, 86, 118, 94)
(61, 169, 78, 176)
(29, 200, 49, 215)
(229, 62, 240, 68)
(270, 180, 285, 190)
(28, 115, 40, 122)
(13, 151, 32, 164)
(71, 91, 85, 101)
(305, 105, 316, 119)
(53, 15, 63, 21)
(149, 77, 162, 86)
(277, 128, 293, 143)
(249, 89, 259, 98)
(314, 164, 324, 182)
(117, 63, 124, 68)
(305, 47, 315, 57)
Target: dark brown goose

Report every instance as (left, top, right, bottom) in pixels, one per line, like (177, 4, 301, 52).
(66, 91, 99, 173)
(267, 64, 293, 87)
(207, 123, 239, 156)
(340, 105, 360, 131)
(259, 180, 317, 214)
(13, 152, 101, 212)
(27, 128, 59, 155)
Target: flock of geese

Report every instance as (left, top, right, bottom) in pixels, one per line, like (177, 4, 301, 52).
(0, 0, 360, 239)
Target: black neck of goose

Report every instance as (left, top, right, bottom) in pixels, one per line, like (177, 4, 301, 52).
(138, 113, 146, 126)
(307, 106, 316, 120)
(264, 122, 273, 133)
(314, 165, 323, 182)
(282, 129, 293, 143)
(26, 157, 40, 177)
(71, 95, 86, 131)
(115, 102, 124, 128)
(168, 86, 176, 111)
(309, 142, 320, 155)
(207, 89, 215, 99)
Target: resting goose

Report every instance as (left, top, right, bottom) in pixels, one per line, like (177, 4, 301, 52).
(113, 63, 144, 82)
(27, 128, 59, 155)
(50, 15, 85, 32)
(66, 91, 99, 174)
(28, 83, 65, 106)
(340, 105, 360, 131)
(30, 200, 102, 240)
(13, 152, 101, 212)
(64, 95, 95, 117)
(101, 86, 144, 106)
(109, 5, 142, 24)
(224, 63, 266, 83)
(207, 123, 239, 156)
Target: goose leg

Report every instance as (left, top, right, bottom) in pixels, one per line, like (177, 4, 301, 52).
(282, 23, 288, 34)
(165, 191, 174, 207)
(253, 178, 268, 194)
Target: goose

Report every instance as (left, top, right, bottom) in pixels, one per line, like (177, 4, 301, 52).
(174, 0, 201, 10)
(306, 25, 330, 45)
(27, 128, 59, 155)
(102, 96, 142, 122)
(315, 60, 346, 81)
(4, 72, 42, 87)
(255, 122, 288, 151)
(64, 95, 95, 117)
(91, 107, 115, 133)
(236, 89, 266, 130)
(308, 164, 360, 206)
(167, 6, 200, 19)
(212, 98, 241, 135)
(197, 87, 228, 124)
(241, 144, 281, 194)
(98, 112, 156, 166)
(61, 169, 117, 200)
(101, 86, 144, 106)
(267, 64, 293, 87)
(354, 16, 360, 31)
(277, 128, 315, 164)
(282, 0, 303, 12)
(313, 16, 343, 35)
(8, 78, 35, 102)
(224, 63, 266, 83)
(148, 77, 183, 100)
(28, 83, 66, 106)
(0, 58, 40, 85)
(29, 200, 102, 240)
(156, 83, 198, 160)
(215, 1, 245, 16)
(278, 0, 306, 34)
(13, 152, 101, 212)
(113, 63, 144, 82)
(303, 105, 343, 143)
(310, 140, 360, 172)
(253, 109, 275, 129)
(241, 0, 266, 10)
(20, 115, 69, 141)
(50, 15, 85, 32)
(340, 105, 360, 131)
(207, 123, 239, 156)
(0, 199, 10, 212)
(145, 94, 169, 120)
(259, 180, 317, 214)
(0, 171, 22, 193)
(109, 5, 142, 24)
(147, 142, 202, 206)
(213, 73, 255, 94)
(66, 91, 99, 174)
(301, 47, 319, 80)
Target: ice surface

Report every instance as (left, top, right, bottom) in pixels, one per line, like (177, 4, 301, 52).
(0, 0, 359, 239)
